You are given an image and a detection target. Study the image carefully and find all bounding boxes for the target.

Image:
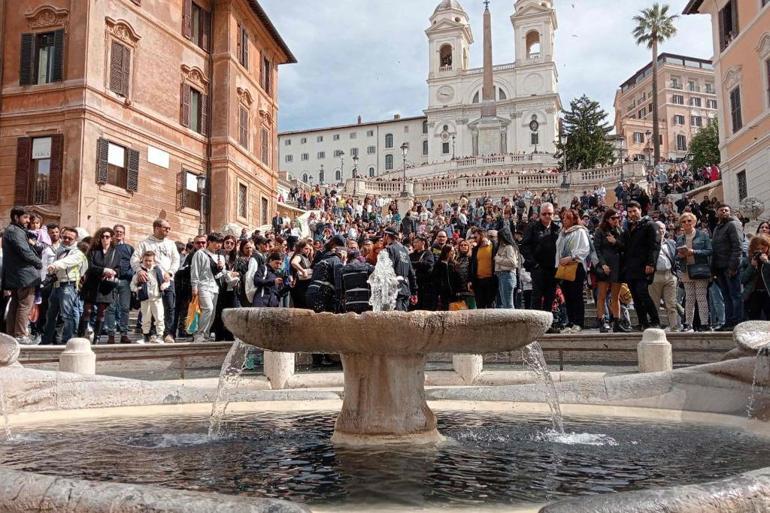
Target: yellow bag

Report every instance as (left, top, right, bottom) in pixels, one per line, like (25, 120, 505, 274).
(185, 295, 201, 334)
(449, 300, 468, 311)
(555, 262, 579, 281)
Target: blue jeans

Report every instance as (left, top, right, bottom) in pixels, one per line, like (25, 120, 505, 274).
(105, 279, 131, 335)
(708, 282, 725, 327)
(43, 284, 80, 345)
(715, 269, 743, 327)
(496, 271, 517, 309)
(162, 281, 176, 337)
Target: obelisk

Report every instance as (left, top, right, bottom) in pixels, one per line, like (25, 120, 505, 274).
(476, 0, 503, 156)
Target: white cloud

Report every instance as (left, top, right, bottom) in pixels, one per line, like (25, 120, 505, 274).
(260, 0, 713, 132)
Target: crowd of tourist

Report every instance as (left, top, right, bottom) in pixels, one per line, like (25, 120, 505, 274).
(1, 161, 767, 350)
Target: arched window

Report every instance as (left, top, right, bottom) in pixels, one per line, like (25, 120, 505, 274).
(526, 31, 541, 59)
(369, 166, 375, 177)
(335, 169, 341, 181)
(385, 154, 394, 170)
(498, 88, 507, 100)
(302, 173, 308, 183)
(439, 44, 453, 69)
(385, 133, 394, 148)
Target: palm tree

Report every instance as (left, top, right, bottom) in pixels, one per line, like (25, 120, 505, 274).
(632, 3, 678, 166)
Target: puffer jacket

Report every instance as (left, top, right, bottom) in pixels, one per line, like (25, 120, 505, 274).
(1, 223, 42, 289)
(711, 216, 743, 272)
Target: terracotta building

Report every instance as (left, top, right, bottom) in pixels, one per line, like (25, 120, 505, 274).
(684, 0, 770, 212)
(0, 0, 295, 244)
(614, 53, 718, 163)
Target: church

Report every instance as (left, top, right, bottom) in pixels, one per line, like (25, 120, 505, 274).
(278, 0, 561, 185)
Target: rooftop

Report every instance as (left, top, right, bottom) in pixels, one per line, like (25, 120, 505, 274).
(619, 53, 713, 92)
(246, 0, 297, 64)
(279, 115, 427, 137)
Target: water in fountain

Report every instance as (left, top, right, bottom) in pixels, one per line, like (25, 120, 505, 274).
(0, 380, 10, 441)
(368, 250, 400, 312)
(208, 339, 251, 439)
(747, 344, 769, 419)
(521, 341, 564, 434)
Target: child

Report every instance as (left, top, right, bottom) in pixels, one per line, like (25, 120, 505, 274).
(130, 250, 168, 344)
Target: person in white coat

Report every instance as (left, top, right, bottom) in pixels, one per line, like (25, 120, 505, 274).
(555, 208, 590, 333)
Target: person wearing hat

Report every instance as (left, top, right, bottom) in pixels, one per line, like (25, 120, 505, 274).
(410, 235, 435, 311)
(384, 229, 417, 311)
(306, 234, 345, 367)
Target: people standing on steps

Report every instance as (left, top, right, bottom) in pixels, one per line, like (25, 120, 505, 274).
(77, 227, 120, 344)
(555, 209, 590, 333)
(494, 227, 521, 310)
(648, 222, 681, 332)
(104, 224, 134, 344)
(383, 228, 418, 312)
(711, 204, 744, 330)
(130, 250, 168, 344)
(622, 201, 661, 331)
(676, 212, 712, 332)
(190, 232, 231, 344)
(593, 209, 628, 333)
(520, 202, 560, 328)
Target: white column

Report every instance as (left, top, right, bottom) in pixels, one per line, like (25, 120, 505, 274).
(264, 351, 295, 389)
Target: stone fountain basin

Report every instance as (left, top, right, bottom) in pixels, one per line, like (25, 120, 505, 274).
(222, 308, 553, 354)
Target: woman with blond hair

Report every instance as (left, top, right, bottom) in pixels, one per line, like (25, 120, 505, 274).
(675, 212, 713, 331)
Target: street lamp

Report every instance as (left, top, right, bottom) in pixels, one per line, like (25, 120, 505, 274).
(352, 154, 359, 197)
(559, 126, 569, 189)
(400, 142, 409, 195)
(196, 173, 207, 235)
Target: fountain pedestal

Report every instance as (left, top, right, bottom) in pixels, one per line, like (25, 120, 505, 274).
(223, 308, 552, 445)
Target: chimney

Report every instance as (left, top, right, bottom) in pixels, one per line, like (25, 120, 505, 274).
(357, 115, 362, 124)
(394, 114, 401, 120)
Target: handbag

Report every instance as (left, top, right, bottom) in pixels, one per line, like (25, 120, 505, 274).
(449, 300, 468, 311)
(687, 262, 711, 280)
(555, 262, 579, 282)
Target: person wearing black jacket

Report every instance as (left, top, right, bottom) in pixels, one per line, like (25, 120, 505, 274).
(78, 227, 120, 344)
(622, 201, 661, 330)
(410, 236, 436, 310)
(104, 224, 134, 344)
(519, 202, 559, 315)
(1, 207, 43, 343)
(252, 251, 290, 307)
(384, 229, 417, 311)
(338, 252, 375, 313)
(593, 209, 628, 333)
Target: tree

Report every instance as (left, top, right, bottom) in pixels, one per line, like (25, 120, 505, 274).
(632, 3, 678, 166)
(556, 95, 615, 171)
(689, 118, 720, 172)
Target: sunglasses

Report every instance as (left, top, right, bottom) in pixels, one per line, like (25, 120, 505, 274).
(101, 234, 112, 239)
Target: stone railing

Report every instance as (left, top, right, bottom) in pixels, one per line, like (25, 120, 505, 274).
(381, 153, 555, 179)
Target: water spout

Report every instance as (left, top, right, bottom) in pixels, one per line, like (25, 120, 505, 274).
(747, 344, 770, 420)
(522, 342, 564, 434)
(368, 250, 400, 312)
(208, 339, 251, 439)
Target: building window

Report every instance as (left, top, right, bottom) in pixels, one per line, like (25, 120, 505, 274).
(718, 0, 739, 52)
(633, 132, 644, 144)
(261, 197, 268, 226)
(705, 83, 715, 94)
(526, 31, 541, 59)
(180, 84, 208, 135)
(109, 41, 131, 97)
(442, 142, 450, 154)
(238, 183, 248, 219)
(333, 134, 340, 141)
(183, 1, 211, 51)
(284, 139, 291, 146)
(15, 135, 64, 205)
(766, 58, 770, 107)
(350, 132, 357, 139)
(531, 132, 539, 146)
(319, 168, 325, 183)
(367, 130, 374, 137)
(301, 153, 309, 161)
(302, 173, 308, 182)
(676, 134, 687, 151)
(316, 135, 323, 143)
(237, 24, 249, 68)
(285, 155, 293, 163)
(404, 126, 409, 133)
(261, 57, 272, 95)
(317, 151, 325, 159)
(239, 107, 249, 148)
(689, 97, 702, 107)
(691, 116, 703, 127)
(439, 44, 452, 69)
(737, 170, 747, 200)
(335, 169, 341, 181)
(423, 140, 428, 155)
(673, 115, 685, 125)
(638, 108, 645, 118)
(20, 30, 64, 86)
(367, 146, 376, 154)
(300, 137, 307, 144)
(96, 139, 139, 192)
(350, 148, 358, 158)
(671, 77, 682, 89)
(707, 99, 718, 109)
(729, 86, 742, 133)
(422, 120, 428, 134)
(672, 95, 684, 105)
(385, 133, 394, 148)
(385, 154, 393, 170)
(260, 127, 270, 165)
(178, 170, 201, 211)
(333, 150, 343, 157)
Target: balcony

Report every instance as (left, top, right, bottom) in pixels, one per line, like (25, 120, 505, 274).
(439, 65, 453, 72)
(670, 82, 683, 90)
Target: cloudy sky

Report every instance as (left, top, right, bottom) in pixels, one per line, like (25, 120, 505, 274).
(259, 0, 713, 133)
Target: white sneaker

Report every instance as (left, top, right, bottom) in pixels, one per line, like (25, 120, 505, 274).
(571, 326, 582, 333)
(154, 336, 165, 344)
(193, 334, 205, 344)
(16, 336, 40, 346)
(136, 338, 146, 345)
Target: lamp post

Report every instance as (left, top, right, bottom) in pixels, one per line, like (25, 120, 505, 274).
(196, 173, 207, 235)
(400, 142, 409, 195)
(352, 154, 359, 197)
(560, 128, 569, 189)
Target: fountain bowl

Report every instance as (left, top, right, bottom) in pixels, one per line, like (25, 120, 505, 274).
(224, 308, 552, 445)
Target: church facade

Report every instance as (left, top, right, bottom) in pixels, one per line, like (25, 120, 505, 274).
(278, 0, 561, 185)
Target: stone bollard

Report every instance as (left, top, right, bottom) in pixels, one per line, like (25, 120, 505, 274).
(0, 333, 21, 369)
(59, 338, 96, 375)
(264, 351, 295, 389)
(452, 354, 483, 384)
(637, 328, 672, 373)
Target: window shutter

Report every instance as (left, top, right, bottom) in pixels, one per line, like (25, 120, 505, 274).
(48, 134, 64, 204)
(177, 171, 187, 210)
(120, 44, 131, 96)
(126, 148, 139, 192)
(239, 108, 248, 147)
(201, 93, 209, 136)
(15, 137, 32, 204)
(19, 34, 34, 86)
(182, 0, 192, 40)
(237, 25, 242, 63)
(96, 138, 109, 184)
(731, 0, 738, 35)
(109, 41, 123, 94)
(243, 31, 249, 68)
(51, 29, 65, 82)
(201, 8, 211, 52)
(180, 83, 190, 127)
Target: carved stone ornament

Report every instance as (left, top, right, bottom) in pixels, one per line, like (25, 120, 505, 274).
(181, 64, 209, 91)
(757, 33, 770, 59)
(722, 65, 742, 91)
(237, 87, 254, 106)
(25, 5, 69, 30)
(106, 17, 141, 47)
